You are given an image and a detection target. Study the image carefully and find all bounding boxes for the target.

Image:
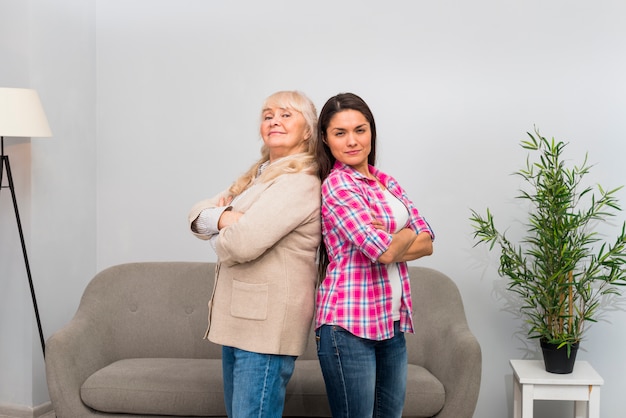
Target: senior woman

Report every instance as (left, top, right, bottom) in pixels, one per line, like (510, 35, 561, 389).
(188, 91, 321, 418)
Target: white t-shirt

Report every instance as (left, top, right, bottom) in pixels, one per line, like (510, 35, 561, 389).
(382, 188, 409, 320)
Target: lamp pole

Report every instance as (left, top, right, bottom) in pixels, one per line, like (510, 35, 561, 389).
(0, 135, 46, 357)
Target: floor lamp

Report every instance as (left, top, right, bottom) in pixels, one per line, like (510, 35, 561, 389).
(0, 87, 52, 358)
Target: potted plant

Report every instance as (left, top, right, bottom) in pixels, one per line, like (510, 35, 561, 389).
(470, 127, 626, 373)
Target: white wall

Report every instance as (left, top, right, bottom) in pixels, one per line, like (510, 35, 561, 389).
(1, 1, 625, 417)
(0, 0, 96, 408)
(1, 1, 35, 407)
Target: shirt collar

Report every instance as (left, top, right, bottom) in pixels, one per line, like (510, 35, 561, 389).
(332, 160, 382, 184)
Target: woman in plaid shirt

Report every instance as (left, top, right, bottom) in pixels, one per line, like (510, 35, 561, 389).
(314, 92, 435, 417)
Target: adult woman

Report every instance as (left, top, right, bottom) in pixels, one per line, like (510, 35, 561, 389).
(188, 91, 321, 418)
(314, 92, 435, 417)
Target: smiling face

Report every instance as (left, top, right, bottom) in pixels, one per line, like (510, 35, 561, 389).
(260, 106, 310, 162)
(324, 109, 372, 176)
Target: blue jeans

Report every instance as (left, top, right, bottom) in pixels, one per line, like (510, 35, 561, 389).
(316, 322, 407, 418)
(222, 346, 296, 418)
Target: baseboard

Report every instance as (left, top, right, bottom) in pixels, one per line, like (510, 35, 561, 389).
(0, 402, 54, 418)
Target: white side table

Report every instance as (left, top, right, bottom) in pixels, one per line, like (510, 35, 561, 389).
(510, 359, 604, 418)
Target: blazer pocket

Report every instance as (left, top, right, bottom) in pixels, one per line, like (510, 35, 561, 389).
(230, 280, 268, 320)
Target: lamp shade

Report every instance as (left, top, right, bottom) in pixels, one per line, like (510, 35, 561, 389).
(0, 87, 52, 138)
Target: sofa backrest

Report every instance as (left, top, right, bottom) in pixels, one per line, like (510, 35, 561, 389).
(78, 261, 222, 360)
(78, 262, 467, 365)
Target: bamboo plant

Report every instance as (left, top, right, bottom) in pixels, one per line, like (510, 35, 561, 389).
(470, 128, 626, 354)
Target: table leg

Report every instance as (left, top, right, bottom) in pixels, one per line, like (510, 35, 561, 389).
(513, 376, 521, 418)
(574, 400, 587, 418)
(587, 385, 601, 418)
(521, 383, 534, 418)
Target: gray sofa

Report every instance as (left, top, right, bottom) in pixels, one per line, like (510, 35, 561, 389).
(45, 262, 481, 417)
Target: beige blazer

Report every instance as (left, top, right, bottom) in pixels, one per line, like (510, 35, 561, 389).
(188, 171, 321, 356)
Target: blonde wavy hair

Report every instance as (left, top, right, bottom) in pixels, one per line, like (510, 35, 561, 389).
(228, 91, 319, 197)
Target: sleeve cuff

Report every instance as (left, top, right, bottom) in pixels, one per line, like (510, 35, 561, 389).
(192, 206, 231, 235)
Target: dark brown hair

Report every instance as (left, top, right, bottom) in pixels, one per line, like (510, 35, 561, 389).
(315, 92, 378, 282)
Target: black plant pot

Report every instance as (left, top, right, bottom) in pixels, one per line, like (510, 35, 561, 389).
(540, 339, 579, 374)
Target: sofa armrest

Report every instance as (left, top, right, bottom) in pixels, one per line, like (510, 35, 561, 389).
(421, 325, 481, 418)
(46, 312, 117, 417)
(407, 266, 481, 418)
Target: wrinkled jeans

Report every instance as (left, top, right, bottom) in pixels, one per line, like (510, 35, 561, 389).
(316, 321, 407, 418)
(222, 346, 296, 418)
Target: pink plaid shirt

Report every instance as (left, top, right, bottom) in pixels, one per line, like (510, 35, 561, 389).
(315, 162, 434, 340)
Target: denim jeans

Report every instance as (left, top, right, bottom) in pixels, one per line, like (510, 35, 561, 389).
(222, 346, 296, 418)
(316, 321, 407, 418)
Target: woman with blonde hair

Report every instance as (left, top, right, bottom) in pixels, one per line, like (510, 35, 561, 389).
(189, 90, 320, 418)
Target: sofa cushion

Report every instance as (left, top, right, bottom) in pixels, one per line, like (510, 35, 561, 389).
(284, 360, 445, 417)
(80, 358, 224, 417)
(79, 357, 444, 418)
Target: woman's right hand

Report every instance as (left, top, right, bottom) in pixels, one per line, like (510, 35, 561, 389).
(218, 196, 234, 207)
(371, 216, 386, 231)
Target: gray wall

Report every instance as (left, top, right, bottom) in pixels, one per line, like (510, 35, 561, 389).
(1, 1, 625, 417)
(0, 0, 96, 408)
